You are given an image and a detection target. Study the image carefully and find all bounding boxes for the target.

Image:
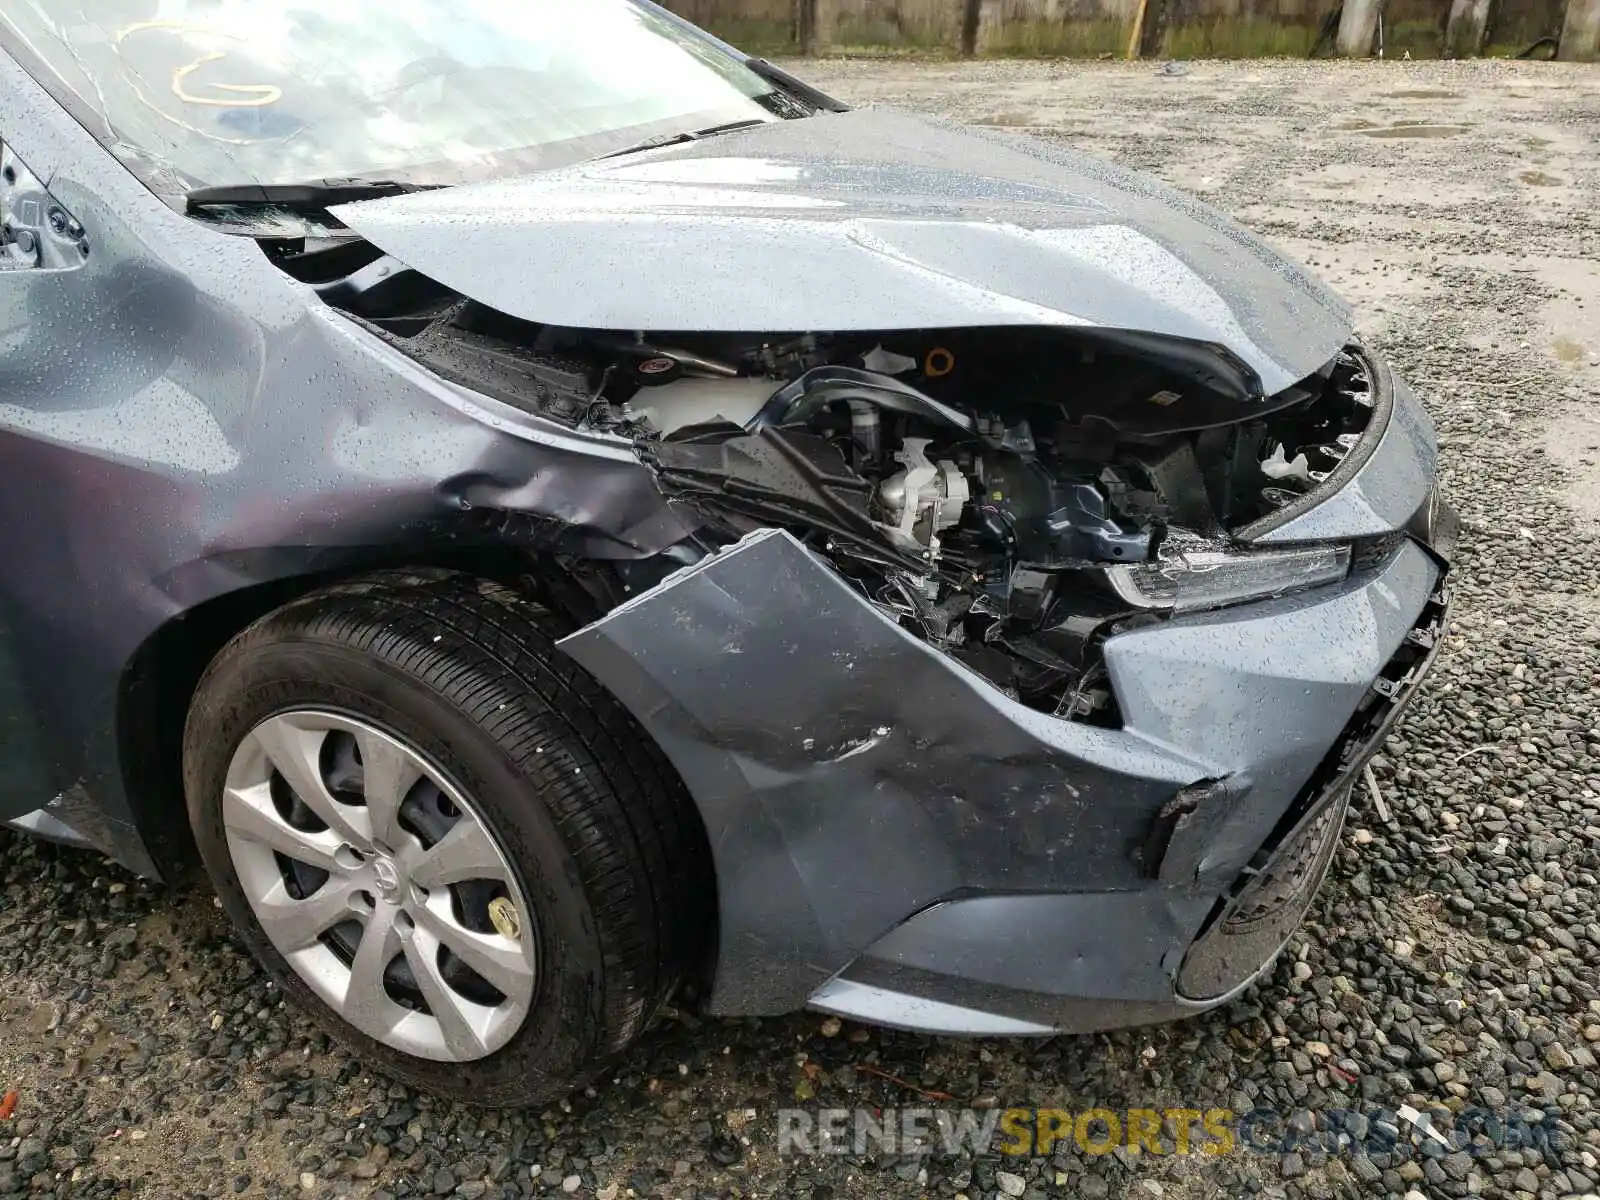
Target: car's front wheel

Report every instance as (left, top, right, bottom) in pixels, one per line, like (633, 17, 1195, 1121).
(182, 571, 709, 1106)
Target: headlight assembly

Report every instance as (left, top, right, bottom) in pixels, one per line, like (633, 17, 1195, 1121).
(1106, 540, 1351, 613)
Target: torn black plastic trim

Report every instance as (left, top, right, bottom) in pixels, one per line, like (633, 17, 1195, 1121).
(645, 427, 911, 566)
(1176, 784, 1348, 1001)
(1174, 579, 1451, 1000)
(1237, 342, 1391, 539)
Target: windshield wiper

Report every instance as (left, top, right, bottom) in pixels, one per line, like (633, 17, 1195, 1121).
(599, 118, 772, 161)
(186, 178, 438, 214)
(744, 59, 850, 114)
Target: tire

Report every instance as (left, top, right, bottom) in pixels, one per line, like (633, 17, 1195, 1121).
(182, 570, 711, 1106)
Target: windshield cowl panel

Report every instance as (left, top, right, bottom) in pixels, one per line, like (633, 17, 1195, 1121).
(0, 0, 786, 199)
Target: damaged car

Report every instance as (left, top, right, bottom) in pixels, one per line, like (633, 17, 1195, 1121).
(0, 0, 1455, 1104)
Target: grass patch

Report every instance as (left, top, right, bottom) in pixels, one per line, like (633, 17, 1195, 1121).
(1162, 17, 1319, 57)
(831, 13, 956, 52)
(984, 17, 1128, 57)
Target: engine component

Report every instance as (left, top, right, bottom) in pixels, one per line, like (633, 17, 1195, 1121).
(975, 457, 1151, 564)
(625, 377, 776, 436)
(1261, 444, 1314, 487)
(1038, 483, 1151, 562)
(635, 356, 681, 383)
(847, 400, 881, 461)
(601, 336, 742, 377)
(641, 345, 740, 378)
(861, 345, 918, 376)
(751, 365, 974, 435)
(879, 438, 969, 548)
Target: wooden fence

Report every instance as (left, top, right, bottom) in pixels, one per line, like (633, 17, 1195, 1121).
(663, 0, 1595, 59)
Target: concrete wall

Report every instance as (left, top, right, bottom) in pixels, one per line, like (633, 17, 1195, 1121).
(664, 0, 1569, 56)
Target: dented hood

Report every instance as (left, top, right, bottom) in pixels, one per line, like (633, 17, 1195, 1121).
(334, 108, 1352, 396)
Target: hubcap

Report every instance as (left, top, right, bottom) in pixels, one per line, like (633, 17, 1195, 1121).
(370, 856, 401, 899)
(221, 710, 536, 1062)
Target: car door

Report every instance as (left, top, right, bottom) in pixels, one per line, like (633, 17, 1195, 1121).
(0, 133, 96, 825)
(0, 50, 198, 851)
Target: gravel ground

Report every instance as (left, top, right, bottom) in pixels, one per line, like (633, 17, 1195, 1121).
(3, 57, 1600, 1200)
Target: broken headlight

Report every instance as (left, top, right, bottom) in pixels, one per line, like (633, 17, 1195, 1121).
(1106, 541, 1351, 614)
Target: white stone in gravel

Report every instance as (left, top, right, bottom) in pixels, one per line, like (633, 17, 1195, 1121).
(562, 1175, 581, 1193)
(996, 1171, 1026, 1197)
(299, 1174, 315, 1192)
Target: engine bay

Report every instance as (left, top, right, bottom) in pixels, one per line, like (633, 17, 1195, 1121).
(272, 239, 1378, 722)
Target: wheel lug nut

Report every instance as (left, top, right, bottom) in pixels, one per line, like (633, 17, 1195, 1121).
(333, 845, 366, 872)
(488, 897, 522, 941)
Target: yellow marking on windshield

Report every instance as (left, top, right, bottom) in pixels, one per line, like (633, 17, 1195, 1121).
(171, 53, 283, 107)
(115, 19, 237, 43)
(115, 21, 283, 110)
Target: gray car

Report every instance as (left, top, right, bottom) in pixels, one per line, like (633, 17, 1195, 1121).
(0, 0, 1454, 1105)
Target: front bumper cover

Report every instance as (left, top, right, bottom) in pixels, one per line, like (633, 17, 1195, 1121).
(558, 352, 1452, 1033)
(561, 532, 1448, 1033)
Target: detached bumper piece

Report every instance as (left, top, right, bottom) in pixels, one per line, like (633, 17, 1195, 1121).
(1176, 788, 1350, 1002)
(1177, 582, 1451, 1000)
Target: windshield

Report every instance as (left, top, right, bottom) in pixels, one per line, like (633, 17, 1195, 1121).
(0, 0, 785, 196)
